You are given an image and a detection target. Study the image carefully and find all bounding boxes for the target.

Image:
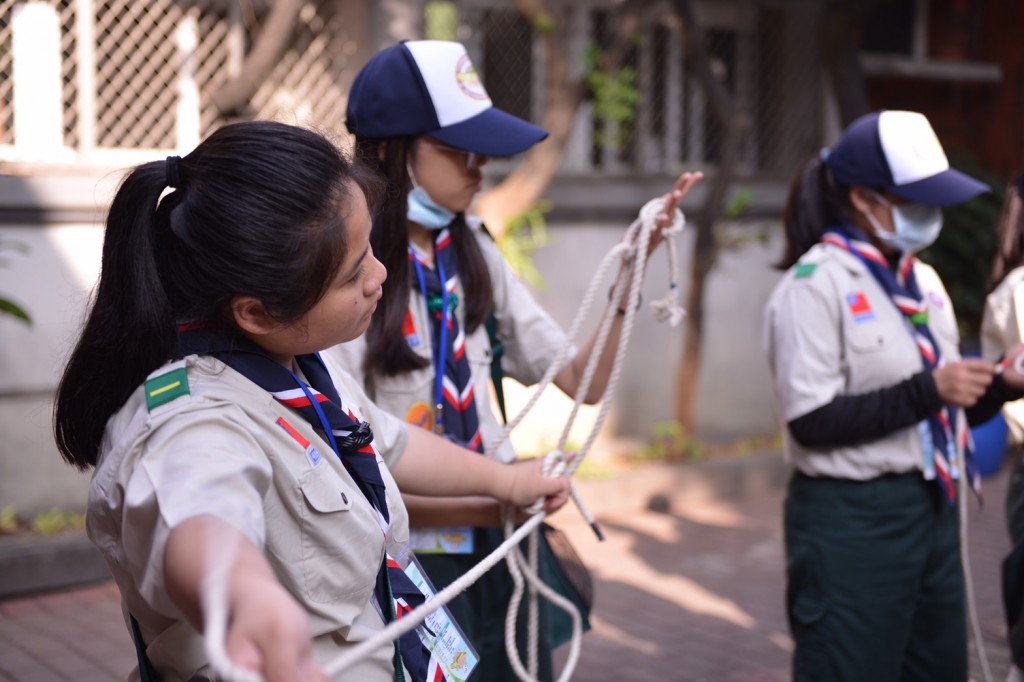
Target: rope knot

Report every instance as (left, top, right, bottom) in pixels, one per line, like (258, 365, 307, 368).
(525, 450, 567, 517)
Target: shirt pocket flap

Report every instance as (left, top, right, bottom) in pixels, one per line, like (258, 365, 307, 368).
(847, 325, 893, 354)
(299, 471, 353, 513)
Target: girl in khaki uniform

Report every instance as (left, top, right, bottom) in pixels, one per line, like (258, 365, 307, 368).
(53, 121, 569, 682)
(981, 172, 1024, 681)
(332, 40, 701, 680)
(764, 110, 1024, 681)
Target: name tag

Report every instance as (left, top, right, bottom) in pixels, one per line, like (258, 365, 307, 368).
(409, 527, 474, 555)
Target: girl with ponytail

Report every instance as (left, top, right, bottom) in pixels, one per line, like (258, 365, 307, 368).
(54, 120, 568, 681)
(980, 172, 1024, 681)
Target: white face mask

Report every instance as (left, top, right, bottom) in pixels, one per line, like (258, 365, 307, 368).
(863, 192, 943, 253)
(406, 165, 456, 231)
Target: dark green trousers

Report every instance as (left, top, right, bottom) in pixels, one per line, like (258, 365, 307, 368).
(785, 472, 966, 682)
(417, 528, 554, 682)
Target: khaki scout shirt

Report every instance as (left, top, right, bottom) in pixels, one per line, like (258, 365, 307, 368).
(325, 221, 571, 464)
(763, 242, 962, 480)
(981, 264, 1024, 444)
(87, 354, 411, 681)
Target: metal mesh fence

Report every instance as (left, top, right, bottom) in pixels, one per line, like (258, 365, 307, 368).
(452, 0, 817, 180)
(0, 0, 353, 162)
(0, 0, 819, 175)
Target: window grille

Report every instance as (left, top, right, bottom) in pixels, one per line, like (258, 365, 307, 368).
(0, 0, 355, 167)
(453, 0, 798, 179)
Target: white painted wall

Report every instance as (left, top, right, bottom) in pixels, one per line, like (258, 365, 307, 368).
(0, 221, 106, 517)
(523, 218, 784, 449)
(0, 173, 786, 515)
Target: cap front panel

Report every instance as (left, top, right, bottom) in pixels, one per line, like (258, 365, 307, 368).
(878, 111, 950, 186)
(404, 40, 492, 128)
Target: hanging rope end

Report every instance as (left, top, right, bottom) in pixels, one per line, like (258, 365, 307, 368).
(590, 521, 606, 542)
(650, 294, 686, 327)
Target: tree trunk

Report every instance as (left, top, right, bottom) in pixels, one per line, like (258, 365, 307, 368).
(668, 0, 747, 433)
(819, 4, 868, 126)
(211, 0, 304, 117)
(474, 1, 585, 233)
(475, 0, 647, 234)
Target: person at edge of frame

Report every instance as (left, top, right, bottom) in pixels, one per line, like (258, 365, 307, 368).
(980, 170, 1024, 682)
(763, 109, 1024, 682)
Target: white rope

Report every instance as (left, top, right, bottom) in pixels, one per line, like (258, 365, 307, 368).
(202, 534, 262, 682)
(497, 197, 685, 682)
(960, 465, 993, 682)
(205, 198, 686, 682)
(323, 512, 548, 678)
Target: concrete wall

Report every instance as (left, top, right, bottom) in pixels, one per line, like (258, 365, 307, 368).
(524, 216, 784, 447)
(0, 173, 116, 517)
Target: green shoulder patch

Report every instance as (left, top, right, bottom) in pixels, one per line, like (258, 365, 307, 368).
(794, 263, 817, 279)
(145, 367, 190, 412)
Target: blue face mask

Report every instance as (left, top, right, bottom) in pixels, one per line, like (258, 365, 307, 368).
(407, 170, 456, 231)
(865, 192, 943, 254)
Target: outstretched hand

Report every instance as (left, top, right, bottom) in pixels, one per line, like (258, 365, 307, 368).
(640, 171, 704, 255)
(225, 574, 328, 682)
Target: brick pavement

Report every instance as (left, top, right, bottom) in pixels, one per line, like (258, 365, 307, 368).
(552, 464, 1016, 682)
(0, 462, 1017, 681)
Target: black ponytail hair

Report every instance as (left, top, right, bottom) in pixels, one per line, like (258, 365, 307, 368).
(354, 136, 492, 377)
(55, 121, 377, 469)
(777, 155, 855, 269)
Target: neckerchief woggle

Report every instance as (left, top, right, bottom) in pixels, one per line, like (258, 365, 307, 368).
(821, 225, 979, 504)
(176, 326, 439, 681)
(408, 227, 484, 453)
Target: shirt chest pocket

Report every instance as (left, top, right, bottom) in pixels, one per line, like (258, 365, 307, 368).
(297, 470, 379, 605)
(843, 319, 921, 391)
(846, 324, 892, 354)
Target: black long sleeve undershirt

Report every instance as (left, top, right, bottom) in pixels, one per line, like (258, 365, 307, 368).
(788, 372, 1023, 449)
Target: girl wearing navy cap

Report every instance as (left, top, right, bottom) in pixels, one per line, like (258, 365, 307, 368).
(981, 171, 1024, 681)
(764, 110, 1024, 681)
(331, 39, 701, 680)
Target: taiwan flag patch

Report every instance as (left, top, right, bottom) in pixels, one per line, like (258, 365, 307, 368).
(847, 292, 875, 323)
(402, 309, 420, 347)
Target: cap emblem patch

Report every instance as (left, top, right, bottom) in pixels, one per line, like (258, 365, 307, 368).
(455, 54, 487, 100)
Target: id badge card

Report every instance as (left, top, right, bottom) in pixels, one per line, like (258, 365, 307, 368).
(409, 527, 475, 554)
(397, 549, 480, 681)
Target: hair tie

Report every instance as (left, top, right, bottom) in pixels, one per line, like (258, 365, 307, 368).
(165, 155, 183, 189)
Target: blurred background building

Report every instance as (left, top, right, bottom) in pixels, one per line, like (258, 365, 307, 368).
(0, 0, 1022, 516)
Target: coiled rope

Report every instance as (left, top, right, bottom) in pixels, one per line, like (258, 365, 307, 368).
(206, 196, 687, 682)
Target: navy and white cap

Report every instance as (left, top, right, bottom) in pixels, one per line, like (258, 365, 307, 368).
(346, 40, 549, 157)
(824, 110, 989, 206)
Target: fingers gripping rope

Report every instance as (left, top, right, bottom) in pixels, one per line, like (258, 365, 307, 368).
(202, 198, 686, 682)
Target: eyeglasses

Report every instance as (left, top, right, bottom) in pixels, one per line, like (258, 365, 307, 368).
(420, 138, 486, 170)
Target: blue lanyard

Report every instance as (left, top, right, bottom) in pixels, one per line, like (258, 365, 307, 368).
(410, 243, 449, 433)
(286, 359, 342, 458)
